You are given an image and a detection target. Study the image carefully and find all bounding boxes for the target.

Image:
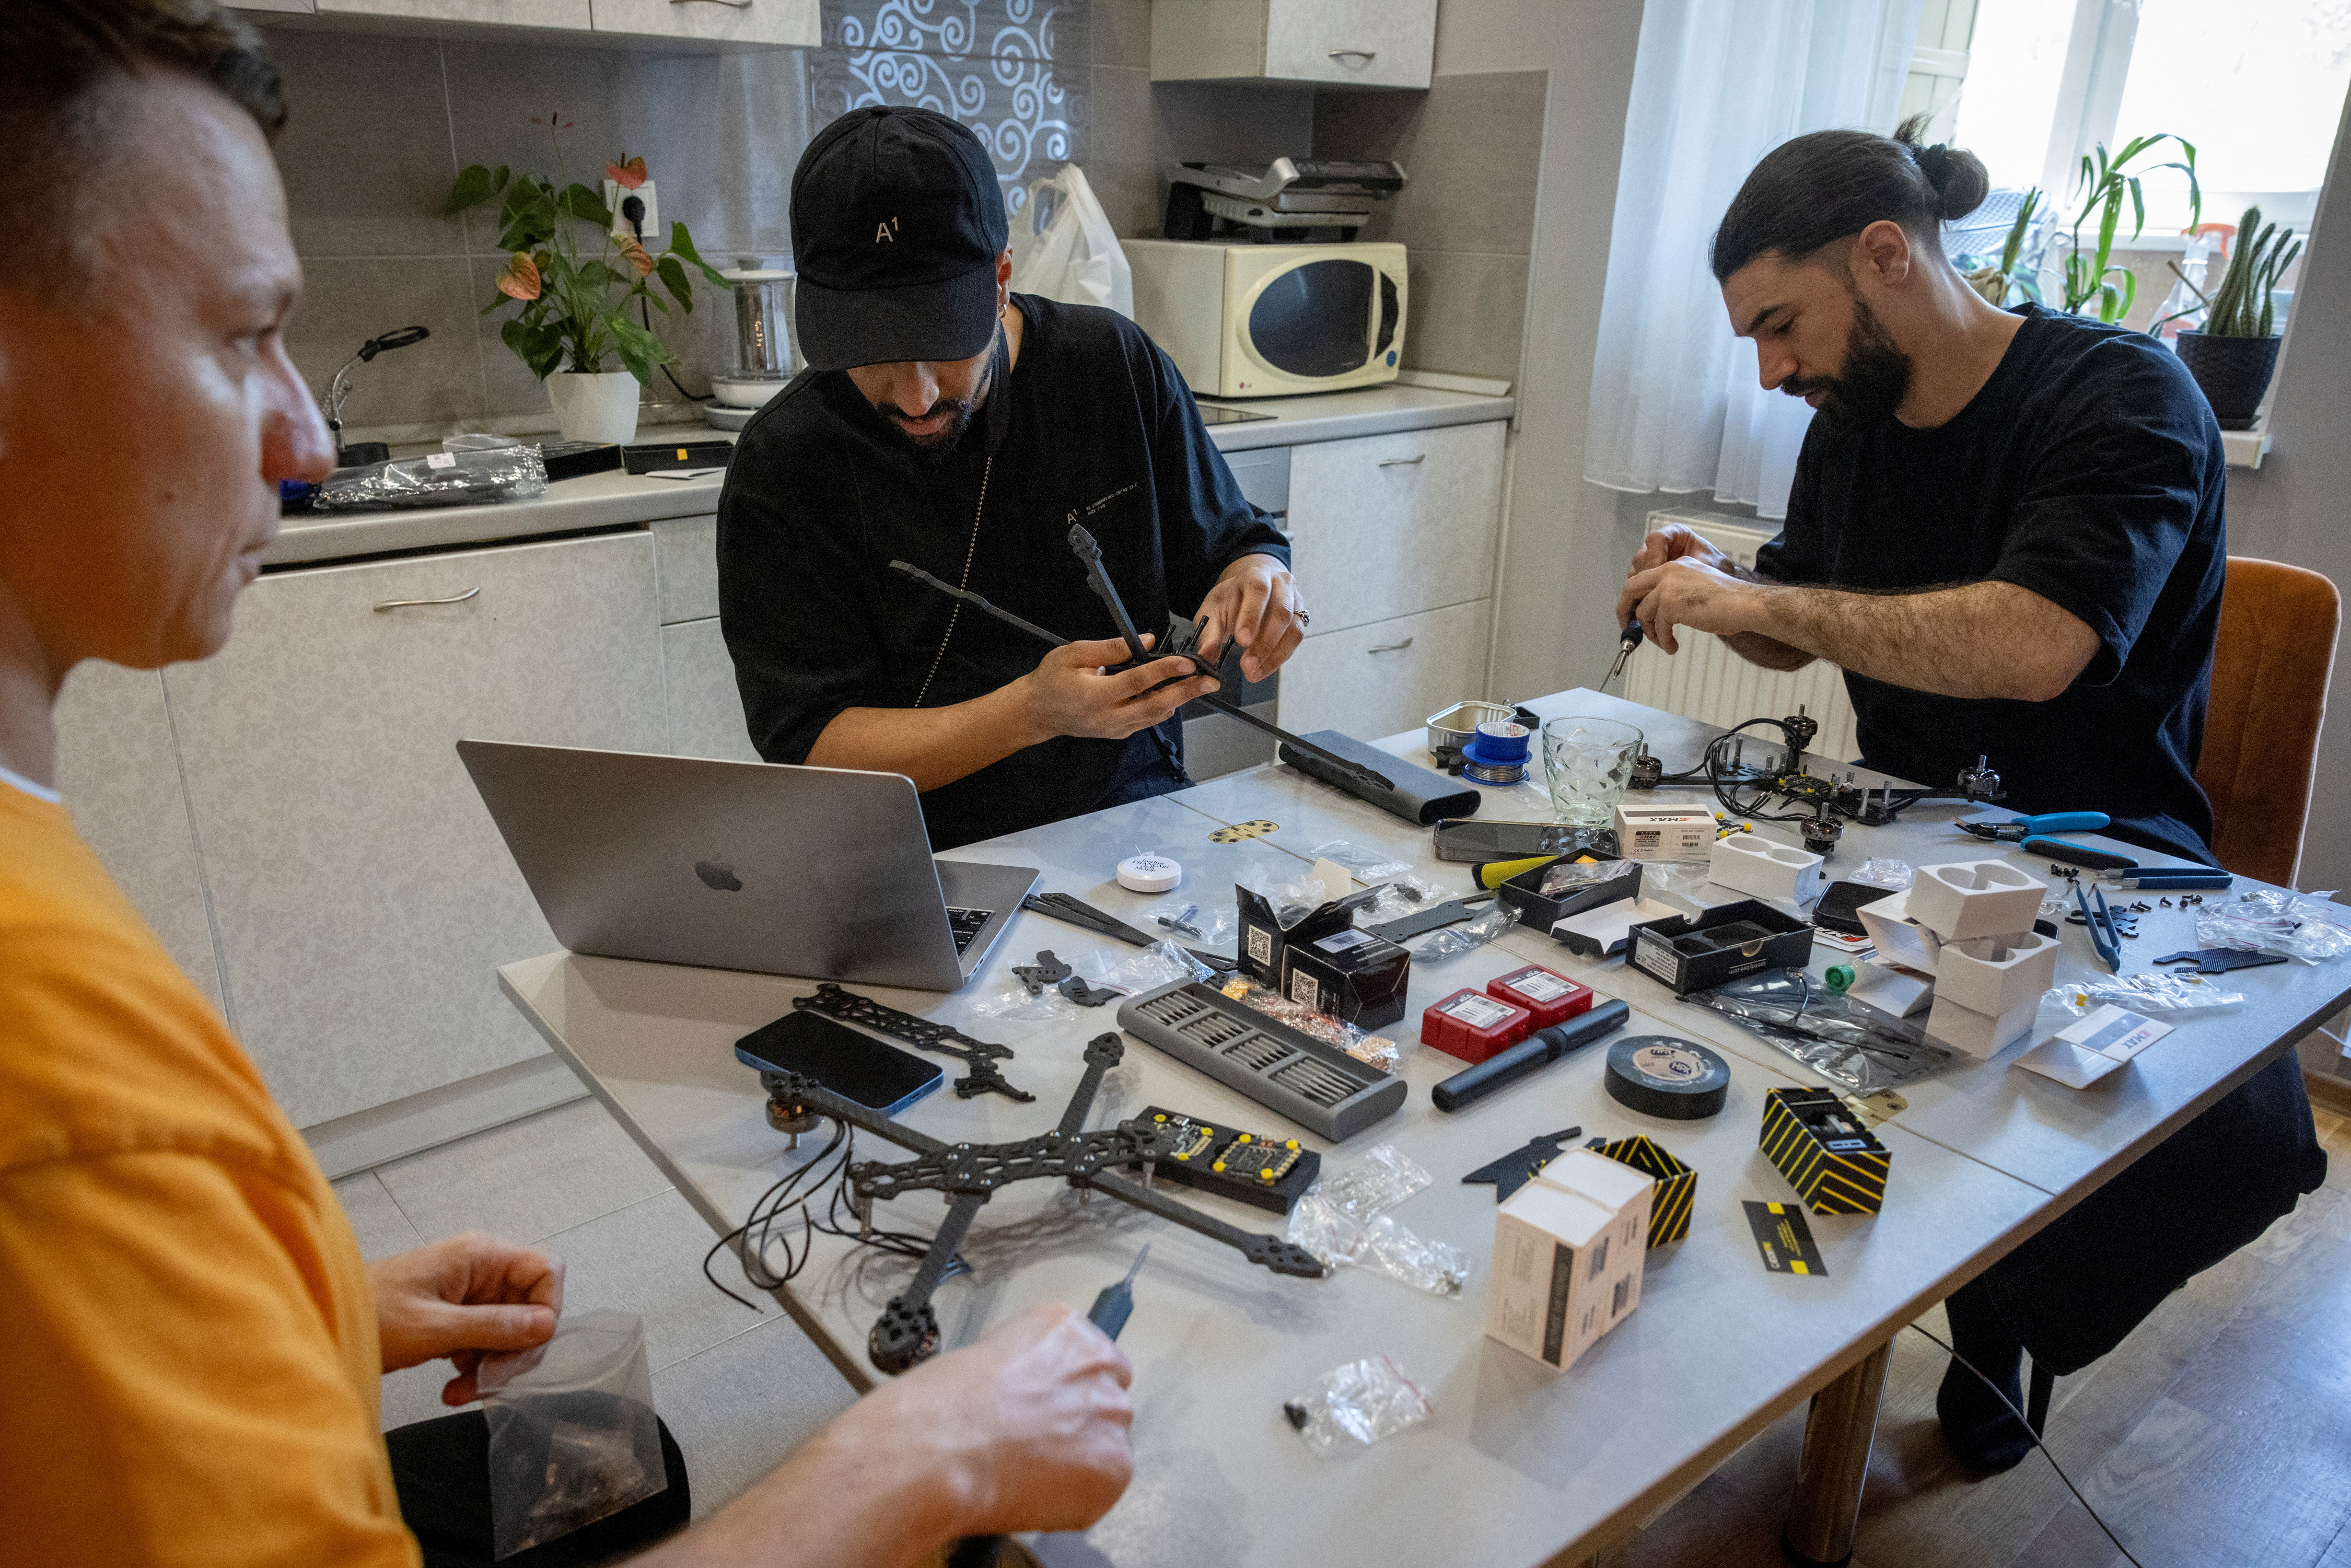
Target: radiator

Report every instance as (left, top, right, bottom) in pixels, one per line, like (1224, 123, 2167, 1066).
(1620, 508, 1861, 765)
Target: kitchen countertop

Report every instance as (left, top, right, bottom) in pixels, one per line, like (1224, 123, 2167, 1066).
(262, 382, 1514, 568)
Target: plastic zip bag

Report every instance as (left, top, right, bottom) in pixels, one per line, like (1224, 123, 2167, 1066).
(1853, 857, 1915, 889)
(1306, 840, 1415, 885)
(1685, 968, 1956, 1091)
(1140, 897, 1232, 946)
(479, 1311, 666, 1559)
(1357, 874, 1444, 927)
(1286, 1147, 1467, 1296)
(1415, 899, 1518, 963)
(2048, 971, 2246, 1016)
(2196, 888, 2351, 963)
(1539, 858, 1628, 898)
(1214, 977, 1401, 1073)
(969, 942, 1207, 1021)
(1284, 1356, 1433, 1457)
(313, 445, 547, 511)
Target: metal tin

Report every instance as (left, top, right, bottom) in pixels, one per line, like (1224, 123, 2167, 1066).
(1425, 700, 1515, 760)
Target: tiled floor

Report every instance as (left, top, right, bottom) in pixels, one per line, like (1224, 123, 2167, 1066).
(335, 1099, 857, 1515)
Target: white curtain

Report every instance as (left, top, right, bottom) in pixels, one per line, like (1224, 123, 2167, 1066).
(1584, 0, 1922, 520)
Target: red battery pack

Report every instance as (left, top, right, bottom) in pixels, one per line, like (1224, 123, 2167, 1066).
(1487, 963, 1595, 1029)
(1421, 988, 1533, 1063)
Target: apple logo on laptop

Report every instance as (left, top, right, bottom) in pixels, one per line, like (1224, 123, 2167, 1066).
(693, 858, 743, 892)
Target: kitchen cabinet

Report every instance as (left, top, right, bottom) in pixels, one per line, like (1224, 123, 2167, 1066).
(161, 532, 665, 1128)
(312, 0, 591, 27)
(1277, 597, 1492, 742)
(653, 515, 720, 624)
(1151, 0, 1437, 89)
(51, 663, 228, 1015)
(1285, 422, 1502, 634)
(664, 618, 761, 762)
(590, 0, 817, 47)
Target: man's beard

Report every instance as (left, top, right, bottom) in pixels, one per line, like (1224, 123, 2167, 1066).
(1784, 293, 1911, 432)
(874, 327, 998, 463)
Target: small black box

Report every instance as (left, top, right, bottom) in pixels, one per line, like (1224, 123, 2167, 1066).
(1235, 881, 1378, 984)
(1281, 924, 1411, 1030)
(622, 439, 733, 474)
(538, 439, 624, 483)
(1626, 899, 1814, 995)
(1495, 853, 1644, 930)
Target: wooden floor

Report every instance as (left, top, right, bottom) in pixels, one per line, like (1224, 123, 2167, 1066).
(1598, 1104, 2351, 1568)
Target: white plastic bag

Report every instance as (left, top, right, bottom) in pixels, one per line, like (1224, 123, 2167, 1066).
(479, 1311, 666, 1559)
(1009, 165, 1133, 319)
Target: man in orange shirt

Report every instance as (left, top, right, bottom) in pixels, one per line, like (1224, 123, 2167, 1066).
(0, 5, 1135, 1565)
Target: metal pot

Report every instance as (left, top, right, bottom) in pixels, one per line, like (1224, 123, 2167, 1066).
(717, 260, 796, 408)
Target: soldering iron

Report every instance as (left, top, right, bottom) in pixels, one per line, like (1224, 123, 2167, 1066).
(1605, 617, 1643, 687)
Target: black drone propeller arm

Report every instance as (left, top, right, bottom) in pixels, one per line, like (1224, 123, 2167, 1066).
(1067, 523, 1153, 666)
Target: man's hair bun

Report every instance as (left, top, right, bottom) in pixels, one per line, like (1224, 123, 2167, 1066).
(1916, 140, 1990, 224)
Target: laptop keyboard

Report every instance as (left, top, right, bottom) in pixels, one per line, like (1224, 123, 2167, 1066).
(945, 906, 994, 956)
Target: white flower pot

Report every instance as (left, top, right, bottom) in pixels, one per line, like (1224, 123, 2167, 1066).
(546, 370, 641, 444)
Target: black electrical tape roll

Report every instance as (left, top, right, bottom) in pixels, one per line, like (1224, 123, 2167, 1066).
(1431, 999, 1630, 1112)
(1602, 1035, 1730, 1120)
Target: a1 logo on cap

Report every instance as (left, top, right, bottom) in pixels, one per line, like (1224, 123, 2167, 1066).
(876, 216, 899, 244)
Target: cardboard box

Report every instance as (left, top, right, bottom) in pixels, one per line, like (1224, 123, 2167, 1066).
(1235, 881, 1379, 984)
(1614, 802, 1715, 861)
(1486, 1149, 1655, 1373)
(1759, 1087, 1890, 1215)
(1626, 899, 1814, 994)
(1495, 854, 1643, 931)
(1593, 1135, 1696, 1246)
(1282, 925, 1411, 1030)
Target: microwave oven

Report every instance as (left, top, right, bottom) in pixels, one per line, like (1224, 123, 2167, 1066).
(1125, 239, 1407, 398)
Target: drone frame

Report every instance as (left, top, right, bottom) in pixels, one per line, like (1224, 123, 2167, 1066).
(753, 1030, 1325, 1373)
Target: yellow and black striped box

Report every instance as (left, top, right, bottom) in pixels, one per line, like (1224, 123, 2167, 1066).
(1596, 1135, 1696, 1246)
(1759, 1087, 1890, 1215)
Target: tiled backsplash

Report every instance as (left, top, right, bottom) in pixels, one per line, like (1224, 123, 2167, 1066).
(254, 2, 1539, 442)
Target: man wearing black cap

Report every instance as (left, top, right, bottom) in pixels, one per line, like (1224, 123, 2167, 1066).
(718, 107, 1305, 850)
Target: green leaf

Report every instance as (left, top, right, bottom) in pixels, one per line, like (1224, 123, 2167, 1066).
(445, 164, 498, 216)
(656, 254, 694, 312)
(665, 222, 731, 290)
(563, 183, 612, 226)
(606, 311, 676, 383)
(2127, 177, 2144, 241)
(492, 165, 511, 192)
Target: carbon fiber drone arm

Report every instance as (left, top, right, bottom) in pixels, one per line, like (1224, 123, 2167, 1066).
(1084, 1171, 1325, 1277)
(755, 1070, 950, 1157)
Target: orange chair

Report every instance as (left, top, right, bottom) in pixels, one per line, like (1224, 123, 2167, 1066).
(2195, 557, 2341, 887)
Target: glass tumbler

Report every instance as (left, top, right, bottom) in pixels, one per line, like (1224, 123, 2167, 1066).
(1542, 716, 1645, 826)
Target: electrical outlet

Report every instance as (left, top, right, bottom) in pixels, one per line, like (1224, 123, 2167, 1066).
(605, 179, 659, 242)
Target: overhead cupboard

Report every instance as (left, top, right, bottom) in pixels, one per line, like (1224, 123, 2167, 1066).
(53, 411, 1506, 1164)
(231, 0, 820, 49)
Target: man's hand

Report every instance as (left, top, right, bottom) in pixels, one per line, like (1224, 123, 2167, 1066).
(1619, 556, 1765, 655)
(368, 1232, 564, 1406)
(1017, 632, 1220, 742)
(1195, 553, 1305, 683)
(1615, 524, 1746, 640)
(825, 1302, 1135, 1538)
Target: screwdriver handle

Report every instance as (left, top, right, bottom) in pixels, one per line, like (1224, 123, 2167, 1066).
(1087, 1284, 1133, 1340)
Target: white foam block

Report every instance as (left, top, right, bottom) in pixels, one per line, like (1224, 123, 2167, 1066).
(1551, 897, 1682, 959)
(1856, 888, 1943, 975)
(1708, 833, 1825, 903)
(1907, 859, 2045, 941)
(1925, 988, 2043, 1059)
(1846, 961, 1935, 1018)
(1934, 931, 2059, 1016)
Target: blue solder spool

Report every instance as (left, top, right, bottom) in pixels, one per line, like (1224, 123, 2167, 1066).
(1461, 721, 1532, 785)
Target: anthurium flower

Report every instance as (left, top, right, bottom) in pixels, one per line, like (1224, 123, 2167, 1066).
(496, 251, 542, 300)
(606, 155, 647, 190)
(615, 235, 655, 278)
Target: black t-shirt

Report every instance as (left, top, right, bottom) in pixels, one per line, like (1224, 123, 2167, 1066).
(715, 294, 1290, 851)
(1757, 306, 2227, 862)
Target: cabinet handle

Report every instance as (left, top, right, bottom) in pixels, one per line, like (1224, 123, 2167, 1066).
(373, 587, 481, 611)
(1328, 49, 1377, 61)
(1368, 636, 1415, 653)
(1378, 455, 1426, 467)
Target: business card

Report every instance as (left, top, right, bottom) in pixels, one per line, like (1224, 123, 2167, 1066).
(1744, 1200, 1828, 1276)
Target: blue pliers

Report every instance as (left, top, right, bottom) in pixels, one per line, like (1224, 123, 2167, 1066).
(1960, 810, 2136, 871)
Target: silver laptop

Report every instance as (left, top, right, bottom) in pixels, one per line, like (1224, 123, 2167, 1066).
(458, 740, 1038, 991)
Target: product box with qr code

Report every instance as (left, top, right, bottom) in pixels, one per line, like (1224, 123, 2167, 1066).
(1235, 881, 1380, 986)
(1626, 899, 1814, 994)
(1486, 1149, 1654, 1373)
(1283, 925, 1411, 1030)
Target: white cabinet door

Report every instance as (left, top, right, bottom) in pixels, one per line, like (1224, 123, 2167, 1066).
(591, 0, 816, 45)
(652, 515, 719, 624)
(52, 663, 227, 1015)
(663, 617, 761, 762)
(1262, 0, 1436, 88)
(1276, 598, 1491, 741)
(164, 533, 664, 1128)
(1285, 420, 1504, 634)
(315, 0, 591, 27)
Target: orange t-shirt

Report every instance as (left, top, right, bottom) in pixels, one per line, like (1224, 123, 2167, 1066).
(0, 782, 418, 1565)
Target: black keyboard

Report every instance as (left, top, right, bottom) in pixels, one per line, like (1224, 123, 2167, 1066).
(945, 907, 994, 956)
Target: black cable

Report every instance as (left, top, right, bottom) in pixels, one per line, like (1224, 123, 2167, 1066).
(1903, 1323, 2148, 1568)
(620, 196, 715, 406)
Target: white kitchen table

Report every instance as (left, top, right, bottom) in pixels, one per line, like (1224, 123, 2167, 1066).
(495, 690, 2348, 1567)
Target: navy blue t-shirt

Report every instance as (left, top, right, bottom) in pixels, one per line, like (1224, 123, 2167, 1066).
(716, 294, 1289, 851)
(1756, 306, 2227, 862)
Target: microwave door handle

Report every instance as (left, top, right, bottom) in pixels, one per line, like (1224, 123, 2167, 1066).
(1374, 271, 1400, 356)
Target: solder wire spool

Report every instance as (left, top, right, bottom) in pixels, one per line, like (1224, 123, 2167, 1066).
(1460, 721, 1532, 785)
(1603, 1035, 1731, 1119)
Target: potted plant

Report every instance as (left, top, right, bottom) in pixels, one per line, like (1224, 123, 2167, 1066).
(2160, 206, 2302, 429)
(2055, 134, 2200, 323)
(445, 117, 727, 444)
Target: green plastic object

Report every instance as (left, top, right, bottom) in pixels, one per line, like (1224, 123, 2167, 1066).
(1823, 963, 1857, 994)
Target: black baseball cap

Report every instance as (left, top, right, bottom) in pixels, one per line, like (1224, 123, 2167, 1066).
(790, 107, 1010, 371)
